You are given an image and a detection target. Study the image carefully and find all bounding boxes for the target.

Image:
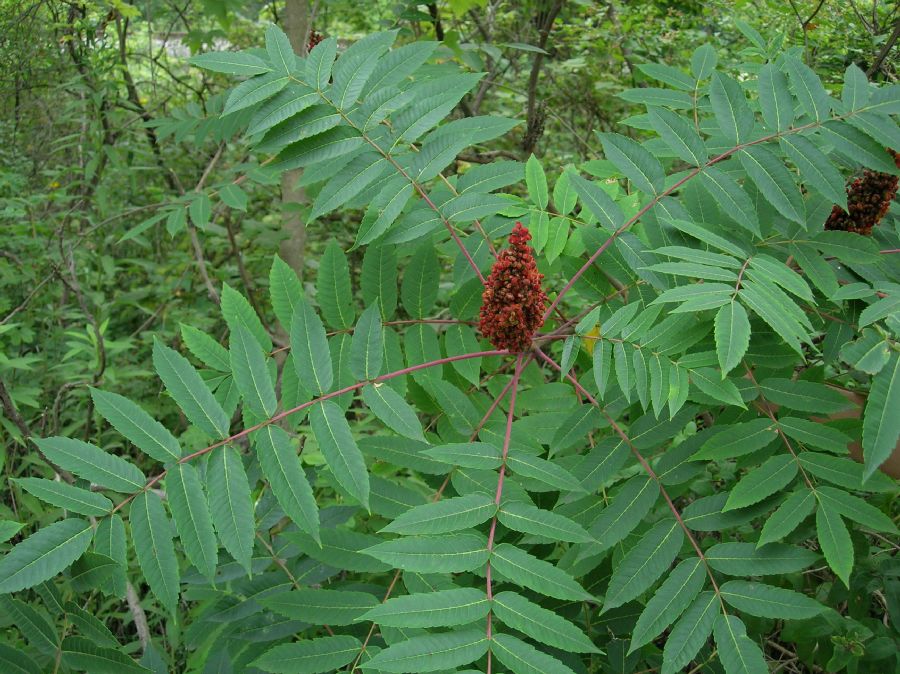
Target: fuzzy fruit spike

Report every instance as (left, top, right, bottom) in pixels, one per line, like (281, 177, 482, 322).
(824, 149, 900, 235)
(479, 222, 548, 352)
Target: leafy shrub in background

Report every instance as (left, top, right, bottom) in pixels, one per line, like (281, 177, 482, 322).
(1, 21, 899, 674)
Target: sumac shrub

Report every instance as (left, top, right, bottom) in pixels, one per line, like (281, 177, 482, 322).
(1, 23, 899, 674)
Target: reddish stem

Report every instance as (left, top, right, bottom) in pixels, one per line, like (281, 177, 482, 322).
(544, 117, 836, 322)
(532, 347, 724, 603)
(109, 349, 507, 515)
(485, 354, 526, 667)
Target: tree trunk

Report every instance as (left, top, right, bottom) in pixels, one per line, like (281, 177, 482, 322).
(279, 0, 311, 280)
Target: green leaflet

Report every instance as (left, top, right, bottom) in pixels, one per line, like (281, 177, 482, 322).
(90, 388, 182, 463)
(507, 452, 585, 492)
(131, 492, 179, 615)
(229, 324, 276, 417)
(710, 72, 755, 143)
(259, 588, 377, 625)
(360, 243, 398, 319)
(190, 50, 270, 75)
(310, 401, 370, 509)
(166, 463, 217, 580)
(491, 632, 578, 674)
(253, 635, 360, 674)
(359, 588, 490, 628)
(254, 426, 320, 542)
(862, 353, 900, 481)
(590, 475, 659, 553)
(492, 590, 600, 652)
(60, 636, 149, 673)
(630, 557, 706, 653)
(269, 255, 304, 331)
(758, 489, 817, 546)
(816, 504, 853, 587)
(208, 446, 255, 573)
(381, 494, 496, 535)
(220, 283, 272, 352)
(364, 628, 488, 673)
(93, 515, 127, 597)
(706, 542, 818, 575)
(661, 591, 718, 674)
(180, 324, 230, 372)
(33, 437, 145, 494)
(758, 63, 794, 131)
(290, 297, 333, 396)
(815, 485, 897, 534)
(350, 303, 384, 380)
(692, 418, 777, 461)
(491, 543, 591, 600)
(401, 243, 439, 319)
(422, 442, 501, 469)
(714, 301, 750, 376)
(153, 339, 230, 439)
(714, 614, 768, 674)
(362, 383, 425, 442)
(13, 478, 112, 517)
(497, 501, 594, 543)
(363, 533, 489, 572)
(724, 454, 798, 511)
(602, 519, 684, 612)
(317, 240, 355, 330)
(720, 580, 825, 619)
(599, 132, 665, 195)
(0, 518, 93, 594)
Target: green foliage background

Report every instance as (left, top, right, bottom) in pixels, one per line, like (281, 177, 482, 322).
(0, 1, 898, 673)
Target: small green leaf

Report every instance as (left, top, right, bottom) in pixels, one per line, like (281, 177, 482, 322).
(350, 304, 384, 380)
(493, 590, 600, 652)
(382, 493, 496, 535)
(816, 503, 853, 587)
(0, 519, 93, 594)
(359, 588, 490, 628)
(706, 542, 818, 575)
(720, 580, 825, 619)
(713, 614, 768, 674)
(603, 519, 683, 612)
(253, 635, 360, 674)
(492, 632, 578, 674)
(230, 325, 276, 417)
(862, 353, 900, 481)
(14, 478, 112, 517)
(130, 492, 179, 615)
(260, 588, 377, 625)
(724, 454, 797, 511)
(758, 489, 816, 546)
(365, 628, 488, 673)
(166, 463, 217, 580)
(310, 401, 370, 509)
(208, 446, 255, 573)
(599, 132, 665, 195)
(714, 302, 750, 376)
(363, 533, 488, 572)
(630, 557, 705, 653)
(33, 437, 145, 493)
(498, 501, 593, 542)
(189, 51, 271, 75)
(661, 591, 718, 674)
(290, 297, 333, 396)
(491, 543, 591, 600)
(153, 339, 230, 439)
(90, 388, 181, 463)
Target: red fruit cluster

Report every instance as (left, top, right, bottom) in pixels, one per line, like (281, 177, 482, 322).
(307, 30, 324, 53)
(479, 223, 547, 352)
(824, 149, 900, 235)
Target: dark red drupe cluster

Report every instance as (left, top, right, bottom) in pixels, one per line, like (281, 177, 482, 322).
(479, 222, 547, 352)
(824, 149, 900, 235)
(307, 30, 324, 53)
